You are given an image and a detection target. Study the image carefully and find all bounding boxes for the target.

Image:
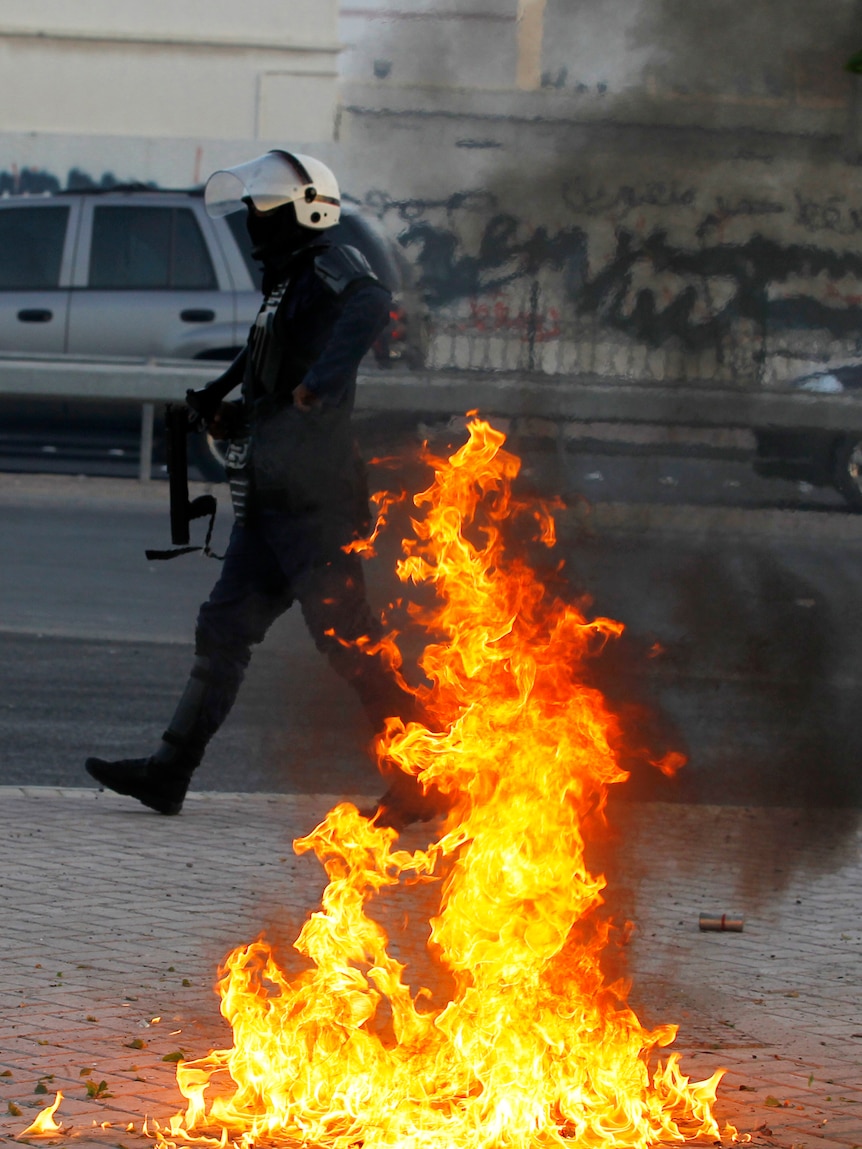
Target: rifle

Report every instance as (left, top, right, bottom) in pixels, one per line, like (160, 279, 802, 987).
(145, 403, 218, 560)
(185, 345, 248, 424)
(145, 350, 247, 561)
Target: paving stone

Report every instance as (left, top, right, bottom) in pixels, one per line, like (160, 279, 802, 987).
(0, 788, 860, 1148)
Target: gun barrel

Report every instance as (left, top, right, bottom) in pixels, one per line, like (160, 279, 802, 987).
(165, 403, 192, 545)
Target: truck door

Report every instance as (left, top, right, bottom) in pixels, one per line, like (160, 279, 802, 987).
(67, 199, 236, 359)
(0, 201, 74, 353)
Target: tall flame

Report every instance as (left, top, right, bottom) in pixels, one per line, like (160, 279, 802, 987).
(158, 418, 732, 1149)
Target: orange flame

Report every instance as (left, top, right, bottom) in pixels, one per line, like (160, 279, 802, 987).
(343, 486, 410, 557)
(19, 1091, 63, 1137)
(158, 418, 733, 1148)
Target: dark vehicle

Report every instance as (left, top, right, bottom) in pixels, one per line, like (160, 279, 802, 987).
(0, 186, 425, 478)
(753, 365, 862, 510)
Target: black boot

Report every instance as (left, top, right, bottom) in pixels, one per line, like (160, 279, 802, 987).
(85, 656, 212, 815)
(364, 771, 448, 832)
(85, 751, 193, 815)
(363, 701, 451, 831)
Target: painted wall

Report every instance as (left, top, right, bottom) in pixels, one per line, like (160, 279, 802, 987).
(0, 0, 340, 142)
(0, 0, 336, 44)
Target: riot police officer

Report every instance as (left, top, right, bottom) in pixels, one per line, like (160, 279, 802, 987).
(85, 151, 441, 831)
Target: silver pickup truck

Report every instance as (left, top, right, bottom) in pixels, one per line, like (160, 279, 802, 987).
(0, 186, 423, 478)
(0, 186, 419, 365)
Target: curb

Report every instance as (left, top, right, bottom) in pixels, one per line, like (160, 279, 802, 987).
(0, 785, 347, 803)
(557, 499, 862, 540)
(356, 368, 862, 433)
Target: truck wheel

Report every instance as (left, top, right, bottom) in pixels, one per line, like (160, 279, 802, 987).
(187, 431, 227, 483)
(832, 435, 862, 509)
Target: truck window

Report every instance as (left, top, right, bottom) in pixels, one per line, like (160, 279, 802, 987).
(89, 206, 217, 290)
(0, 205, 69, 289)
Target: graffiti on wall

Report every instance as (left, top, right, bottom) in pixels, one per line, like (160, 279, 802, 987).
(357, 181, 862, 380)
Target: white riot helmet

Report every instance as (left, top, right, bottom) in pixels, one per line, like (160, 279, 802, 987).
(204, 150, 340, 230)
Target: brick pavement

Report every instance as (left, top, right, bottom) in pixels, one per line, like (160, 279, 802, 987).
(0, 788, 859, 1149)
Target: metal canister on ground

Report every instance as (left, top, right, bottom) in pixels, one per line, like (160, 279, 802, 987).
(699, 913, 744, 932)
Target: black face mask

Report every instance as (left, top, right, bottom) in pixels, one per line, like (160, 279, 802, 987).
(245, 201, 308, 262)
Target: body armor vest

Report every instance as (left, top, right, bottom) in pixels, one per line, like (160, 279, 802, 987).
(226, 243, 379, 542)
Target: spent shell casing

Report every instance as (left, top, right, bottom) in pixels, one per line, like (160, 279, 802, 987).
(699, 913, 744, 932)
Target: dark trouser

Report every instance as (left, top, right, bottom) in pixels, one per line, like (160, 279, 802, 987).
(191, 510, 416, 756)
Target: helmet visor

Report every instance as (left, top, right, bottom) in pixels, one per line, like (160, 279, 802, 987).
(204, 153, 303, 218)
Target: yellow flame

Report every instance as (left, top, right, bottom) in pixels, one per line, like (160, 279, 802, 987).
(157, 418, 734, 1149)
(19, 1090, 63, 1137)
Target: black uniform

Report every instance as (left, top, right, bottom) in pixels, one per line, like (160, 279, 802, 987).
(193, 237, 413, 748)
(85, 233, 438, 824)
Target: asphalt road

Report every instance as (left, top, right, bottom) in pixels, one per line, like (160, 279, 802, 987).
(0, 486, 380, 798)
(2, 444, 862, 807)
(0, 397, 855, 510)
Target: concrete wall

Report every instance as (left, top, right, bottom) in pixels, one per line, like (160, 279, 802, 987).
(335, 0, 862, 386)
(0, 0, 340, 143)
(2, 0, 862, 390)
(339, 106, 862, 387)
(0, 0, 336, 44)
(339, 0, 518, 89)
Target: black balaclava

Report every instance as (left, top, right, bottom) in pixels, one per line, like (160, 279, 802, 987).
(245, 200, 315, 294)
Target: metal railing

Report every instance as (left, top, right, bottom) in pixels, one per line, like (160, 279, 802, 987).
(0, 353, 212, 481)
(422, 292, 857, 391)
(3, 346, 862, 482)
